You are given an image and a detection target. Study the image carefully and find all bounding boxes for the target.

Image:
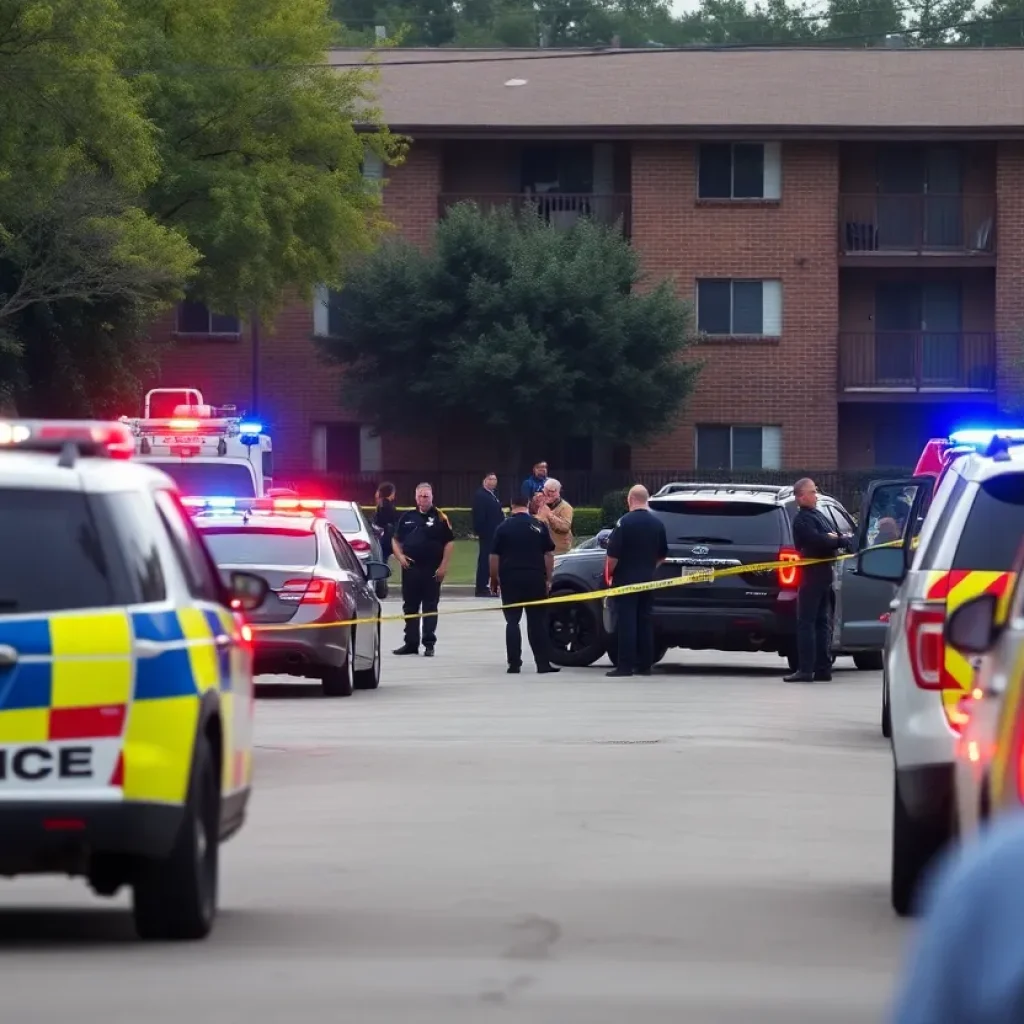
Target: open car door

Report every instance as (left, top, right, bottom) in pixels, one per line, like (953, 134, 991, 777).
(836, 477, 934, 652)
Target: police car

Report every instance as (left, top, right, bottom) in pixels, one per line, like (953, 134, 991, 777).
(857, 429, 1024, 916)
(0, 419, 266, 940)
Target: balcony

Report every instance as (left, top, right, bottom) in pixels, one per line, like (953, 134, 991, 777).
(438, 193, 632, 238)
(839, 194, 996, 264)
(838, 331, 996, 399)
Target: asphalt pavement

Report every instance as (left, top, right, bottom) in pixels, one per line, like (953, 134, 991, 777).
(0, 596, 908, 1023)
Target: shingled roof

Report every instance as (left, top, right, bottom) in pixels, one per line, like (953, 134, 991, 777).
(332, 46, 1024, 138)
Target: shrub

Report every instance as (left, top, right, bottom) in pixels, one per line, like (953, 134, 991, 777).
(600, 488, 629, 527)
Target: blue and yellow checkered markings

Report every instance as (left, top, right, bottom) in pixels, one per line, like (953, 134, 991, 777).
(131, 609, 185, 643)
(0, 617, 51, 657)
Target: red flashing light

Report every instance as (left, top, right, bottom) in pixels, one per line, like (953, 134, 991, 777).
(777, 547, 800, 589)
(279, 577, 337, 604)
(349, 538, 371, 553)
(43, 818, 86, 832)
(906, 601, 945, 690)
(271, 498, 325, 512)
(1, 421, 135, 459)
(240, 623, 254, 644)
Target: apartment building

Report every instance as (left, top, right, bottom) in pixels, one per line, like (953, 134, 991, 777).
(145, 46, 1024, 478)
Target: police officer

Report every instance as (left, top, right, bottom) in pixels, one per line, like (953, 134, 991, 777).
(784, 477, 852, 683)
(489, 495, 560, 674)
(604, 484, 668, 678)
(392, 482, 455, 658)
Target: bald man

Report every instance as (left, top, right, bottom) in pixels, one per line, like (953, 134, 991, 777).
(604, 485, 668, 677)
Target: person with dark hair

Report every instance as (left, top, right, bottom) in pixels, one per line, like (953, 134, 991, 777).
(520, 461, 548, 502)
(489, 494, 559, 675)
(472, 472, 505, 597)
(784, 477, 852, 683)
(373, 481, 398, 563)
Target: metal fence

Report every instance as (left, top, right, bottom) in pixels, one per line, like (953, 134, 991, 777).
(281, 467, 913, 514)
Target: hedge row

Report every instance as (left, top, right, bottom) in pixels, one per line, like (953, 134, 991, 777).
(361, 506, 605, 540)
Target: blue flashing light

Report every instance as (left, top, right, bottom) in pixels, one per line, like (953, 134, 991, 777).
(206, 496, 237, 508)
(949, 427, 1024, 446)
(239, 421, 262, 435)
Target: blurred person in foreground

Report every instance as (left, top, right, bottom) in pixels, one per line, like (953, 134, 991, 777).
(890, 813, 1024, 1023)
(489, 495, 559, 674)
(534, 477, 573, 554)
(604, 484, 667, 678)
(472, 471, 505, 597)
(784, 477, 852, 683)
(392, 482, 455, 658)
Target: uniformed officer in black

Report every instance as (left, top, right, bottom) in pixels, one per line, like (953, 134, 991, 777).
(489, 495, 560, 674)
(392, 482, 455, 657)
(605, 484, 668, 677)
(785, 477, 852, 683)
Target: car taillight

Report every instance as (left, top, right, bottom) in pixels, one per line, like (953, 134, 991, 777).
(348, 538, 371, 553)
(278, 577, 337, 604)
(905, 600, 945, 689)
(777, 547, 800, 589)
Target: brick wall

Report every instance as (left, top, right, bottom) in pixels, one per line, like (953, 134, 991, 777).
(995, 142, 1024, 410)
(630, 141, 839, 470)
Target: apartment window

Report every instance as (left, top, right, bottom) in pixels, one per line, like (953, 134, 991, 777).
(696, 279, 782, 337)
(313, 285, 346, 338)
(176, 301, 240, 336)
(311, 423, 381, 474)
(697, 143, 781, 200)
(696, 425, 782, 470)
(361, 151, 384, 183)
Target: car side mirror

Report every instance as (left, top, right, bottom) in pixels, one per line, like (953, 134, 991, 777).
(597, 529, 612, 550)
(946, 593, 999, 655)
(229, 571, 269, 612)
(365, 560, 392, 582)
(857, 545, 906, 583)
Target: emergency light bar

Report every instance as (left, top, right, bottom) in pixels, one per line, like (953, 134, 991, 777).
(0, 420, 134, 460)
(949, 428, 1024, 446)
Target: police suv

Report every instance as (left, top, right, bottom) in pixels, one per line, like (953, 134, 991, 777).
(0, 419, 266, 940)
(857, 432, 1024, 916)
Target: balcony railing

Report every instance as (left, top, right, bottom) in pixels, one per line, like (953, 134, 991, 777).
(839, 194, 996, 256)
(438, 193, 632, 238)
(838, 331, 996, 393)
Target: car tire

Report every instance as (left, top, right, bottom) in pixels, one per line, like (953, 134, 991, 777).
(891, 774, 949, 917)
(355, 624, 382, 690)
(132, 732, 219, 941)
(322, 632, 355, 697)
(881, 683, 892, 738)
(548, 592, 606, 667)
(854, 651, 884, 671)
(375, 580, 389, 600)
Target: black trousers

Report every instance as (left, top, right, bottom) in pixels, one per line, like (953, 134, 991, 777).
(614, 590, 655, 674)
(475, 535, 494, 593)
(500, 571, 551, 668)
(796, 578, 832, 674)
(402, 565, 442, 648)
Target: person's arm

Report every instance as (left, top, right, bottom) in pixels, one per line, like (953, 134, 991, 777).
(546, 502, 573, 537)
(434, 514, 456, 581)
(471, 492, 486, 537)
(793, 513, 841, 559)
(656, 524, 668, 566)
(541, 524, 556, 589)
(605, 525, 623, 580)
(392, 528, 411, 568)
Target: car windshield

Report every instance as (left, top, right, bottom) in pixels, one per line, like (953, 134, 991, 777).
(648, 500, 785, 545)
(200, 528, 317, 566)
(145, 460, 257, 497)
(324, 507, 362, 533)
(953, 473, 1024, 572)
(0, 490, 117, 613)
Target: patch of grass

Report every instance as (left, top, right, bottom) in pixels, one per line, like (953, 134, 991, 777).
(446, 539, 479, 585)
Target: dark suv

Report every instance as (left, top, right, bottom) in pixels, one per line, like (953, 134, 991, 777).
(548, 482, 880, 671)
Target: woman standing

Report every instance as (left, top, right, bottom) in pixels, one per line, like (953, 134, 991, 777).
(374, 481, 398, 563)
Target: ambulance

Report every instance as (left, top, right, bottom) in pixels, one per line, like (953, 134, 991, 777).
(122, 388, 273, 498)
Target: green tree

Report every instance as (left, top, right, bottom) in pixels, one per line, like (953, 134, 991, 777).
(0, 0, 197, 408)
(962, 0, 1024, 44)
(319, 202, 699, 463)
(122, 0, 402, 321)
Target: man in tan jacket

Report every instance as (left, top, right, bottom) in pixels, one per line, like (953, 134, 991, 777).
(536, 478, 573, 554)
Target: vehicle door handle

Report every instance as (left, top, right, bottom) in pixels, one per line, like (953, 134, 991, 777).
(0, 645, 18, 667)
(133, 640, 164, 659)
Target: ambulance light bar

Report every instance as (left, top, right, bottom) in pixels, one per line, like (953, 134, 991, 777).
(0, 420, 134, 460)
(949, 427, 1024, 446)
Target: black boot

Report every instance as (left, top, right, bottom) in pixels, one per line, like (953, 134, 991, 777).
(783, 671, 813, 683)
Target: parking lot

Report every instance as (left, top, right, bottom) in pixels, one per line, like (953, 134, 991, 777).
(0, 597, 907, 1023)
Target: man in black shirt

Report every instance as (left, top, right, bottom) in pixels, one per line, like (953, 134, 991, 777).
(472, 471, 505, 597)
(489, 496, 560, 674)
(605, 485, 668, 678)
(392, 482, 455, 657)
(785, 477, 852, 683)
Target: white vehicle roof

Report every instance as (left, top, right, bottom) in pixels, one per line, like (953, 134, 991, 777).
(950, 445, 1024, 483)
(0, 450, 177, 494)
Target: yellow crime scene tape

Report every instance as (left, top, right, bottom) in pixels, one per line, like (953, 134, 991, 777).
(250, 541, 901, 633)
